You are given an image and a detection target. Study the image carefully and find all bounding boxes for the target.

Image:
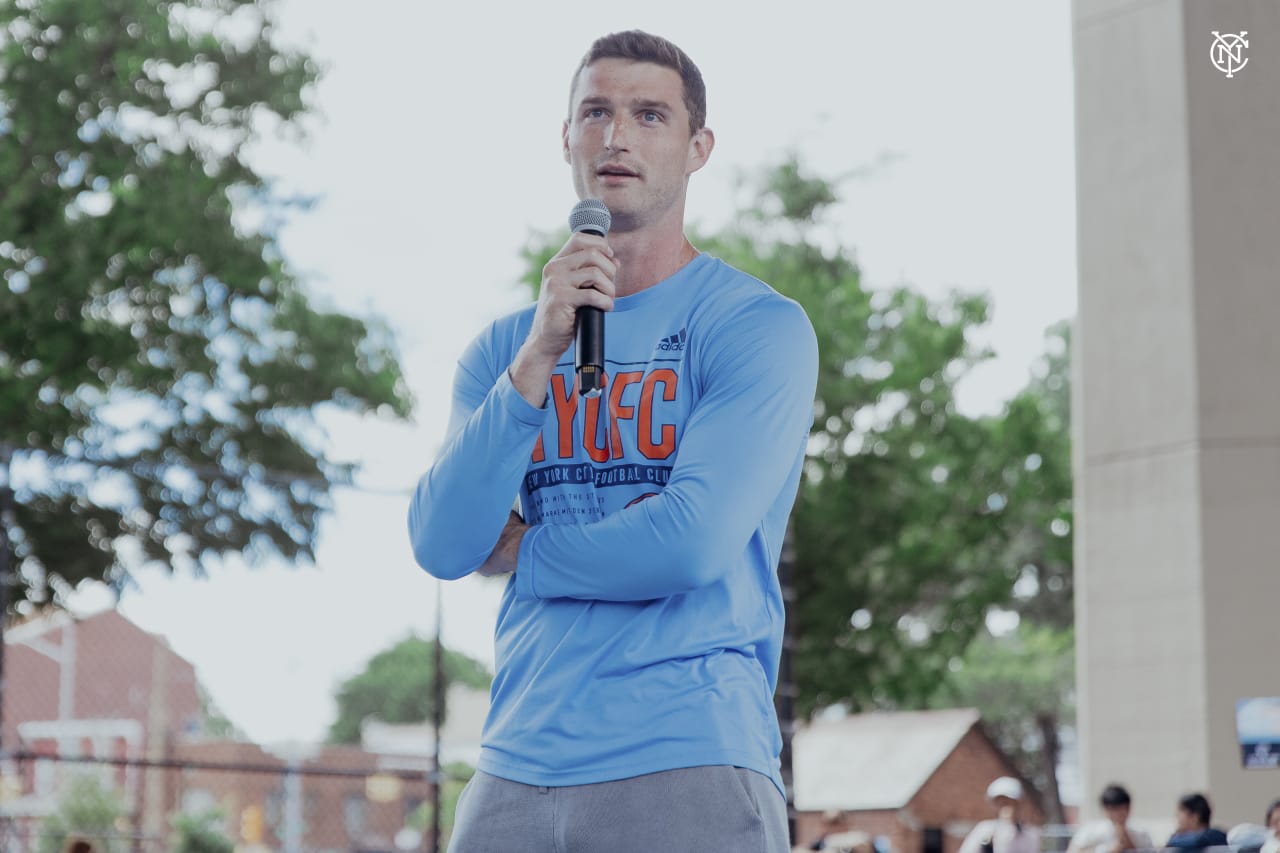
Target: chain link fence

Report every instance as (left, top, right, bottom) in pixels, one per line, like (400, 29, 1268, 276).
(0, 747, 444, 853)
(0, 746, 444, 853)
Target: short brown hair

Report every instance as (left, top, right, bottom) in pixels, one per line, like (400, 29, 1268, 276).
(569, 30, 707, 134)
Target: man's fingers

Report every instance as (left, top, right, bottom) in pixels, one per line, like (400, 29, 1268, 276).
(564, 267, 616, 298)
(547, 250, 617, 286)
(567, 248, 618, 278)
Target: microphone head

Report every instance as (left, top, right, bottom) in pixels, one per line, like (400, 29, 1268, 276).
(569, 198, 611, 236)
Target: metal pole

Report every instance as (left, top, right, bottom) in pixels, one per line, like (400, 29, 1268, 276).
(283, 758, 303, 853)
(775, 516, 799, 846)
(430, 580, 444, 853)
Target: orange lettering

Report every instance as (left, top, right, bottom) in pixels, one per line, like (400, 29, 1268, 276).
(582, 371, 611, 463)
(638, 369, 677, 460)
(607, 371, 644, 459)
(531, 433, 545, 463)
(550, 373, 578, 459)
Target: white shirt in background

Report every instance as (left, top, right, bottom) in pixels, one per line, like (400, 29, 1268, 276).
(959, 819, 1043, 853)
(1067, 820, 1156, 853)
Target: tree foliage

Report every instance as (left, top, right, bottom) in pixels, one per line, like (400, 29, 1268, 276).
(36, 773, 126, 853)
(172, 811, 235, 853)
(996, 321, 1073, 626)
(929, 325, 1075, 818)
(932, 621, 1075, 823)
(0, 0, 411, 609)
(328, 635, 492, 745)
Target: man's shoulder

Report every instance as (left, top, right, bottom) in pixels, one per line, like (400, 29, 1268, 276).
(491, 301, 538, 332)
(462, 302, 537, 357)
(689, 256, 813, 337)
(694, 254, 793, 305)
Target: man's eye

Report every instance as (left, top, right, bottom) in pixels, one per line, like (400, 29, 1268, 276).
(586, 108, 606, 118)
(642, 111, 661, 122)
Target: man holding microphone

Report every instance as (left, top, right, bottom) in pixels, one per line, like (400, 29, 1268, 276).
(409, 30, 817, 852)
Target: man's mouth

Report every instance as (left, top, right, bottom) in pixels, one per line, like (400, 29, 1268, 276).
(597, 164, 640, 179)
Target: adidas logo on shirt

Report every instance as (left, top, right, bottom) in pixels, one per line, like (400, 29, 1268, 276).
(657, 327, 687, 352)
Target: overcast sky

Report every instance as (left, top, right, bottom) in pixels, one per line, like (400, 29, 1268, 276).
(69, 0, 1078, 746)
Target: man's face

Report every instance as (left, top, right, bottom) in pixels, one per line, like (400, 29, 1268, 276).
(1268, 808, 1280, 836)
(1103, 804, 1130, 826)
(1175, 807, 1198, 832)
(563, 58, 713, 233)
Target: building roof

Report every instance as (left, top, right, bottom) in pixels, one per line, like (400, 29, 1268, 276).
(793, 707, 982, 812)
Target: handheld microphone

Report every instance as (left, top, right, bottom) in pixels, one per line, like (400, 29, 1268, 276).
(568, 199, 611, 398)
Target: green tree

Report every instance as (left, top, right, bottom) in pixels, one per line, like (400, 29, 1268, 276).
(197, 684, 242, 740)
(519, 156, 1026, 713)
(172, 811, 235, 853)
(995, 321, 1073, 627)
(328, 636, 492, 744)
(927, 323, 1075, 820)
(932, 621, 1075, 824)
(0, 0, 411, 609)
(37, 773, 126, 853)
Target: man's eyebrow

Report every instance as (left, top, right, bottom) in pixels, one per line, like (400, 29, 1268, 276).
(576, 96, 676, 112)
(633, 99, 675, 112)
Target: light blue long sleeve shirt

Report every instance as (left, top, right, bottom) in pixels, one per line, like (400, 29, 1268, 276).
(408, 253, 818, 792)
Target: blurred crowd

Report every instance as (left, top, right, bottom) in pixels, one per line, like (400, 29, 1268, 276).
(1062, 784, 1280, 853)
(802, 779, 1280, 853)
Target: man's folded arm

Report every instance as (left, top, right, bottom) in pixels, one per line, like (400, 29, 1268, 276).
(408, 333, 546, 579)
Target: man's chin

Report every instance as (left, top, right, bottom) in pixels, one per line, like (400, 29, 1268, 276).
(590, 196, 637, 227)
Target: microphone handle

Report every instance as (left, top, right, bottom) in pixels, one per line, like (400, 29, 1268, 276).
(576, 306, 604, 397)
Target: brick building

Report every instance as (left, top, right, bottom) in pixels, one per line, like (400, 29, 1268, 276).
(2, 608, 435, 852)
(174, 740, 433, 853)
(793, 708, 1044, 853)
(2, 607, 203, 829)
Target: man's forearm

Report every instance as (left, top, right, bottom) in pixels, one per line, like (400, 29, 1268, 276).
(508, 340, 559, 409)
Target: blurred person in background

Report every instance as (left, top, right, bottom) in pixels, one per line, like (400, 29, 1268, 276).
(807, 830, 883, 853)
(1260, 799, 1280, 853)
(958, 777, 1042, 853)
(1166, 793, 1228, 850)
(1226, 822, 1268, 853)
(808, 811, 846, 850)
(1067, 784, 1154, 853)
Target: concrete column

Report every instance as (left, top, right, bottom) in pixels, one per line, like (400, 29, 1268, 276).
(1073, 0, 1280, 831)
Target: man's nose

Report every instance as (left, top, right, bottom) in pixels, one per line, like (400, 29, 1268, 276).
(604, 117, 630, 151)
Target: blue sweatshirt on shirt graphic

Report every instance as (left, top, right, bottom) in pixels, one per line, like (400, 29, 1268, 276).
(408, 253, 818, 794)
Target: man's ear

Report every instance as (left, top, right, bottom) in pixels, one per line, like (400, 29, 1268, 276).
(562, 120, 572, 164)
(687, 126, 715, 175)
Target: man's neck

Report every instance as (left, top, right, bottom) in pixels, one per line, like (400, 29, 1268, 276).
(608, 227, 699, 298)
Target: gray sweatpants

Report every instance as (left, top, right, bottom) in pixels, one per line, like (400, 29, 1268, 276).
(447, 765, 790, 853)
